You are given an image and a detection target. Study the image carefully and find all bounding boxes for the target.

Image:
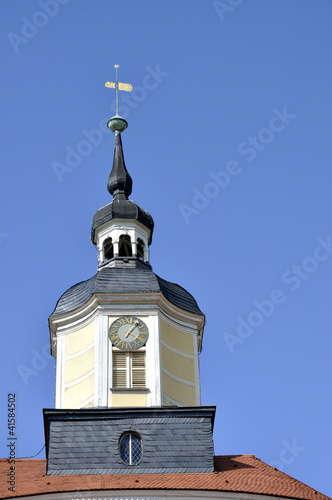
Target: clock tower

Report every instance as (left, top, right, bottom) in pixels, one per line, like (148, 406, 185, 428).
(49, 113, 205, 412)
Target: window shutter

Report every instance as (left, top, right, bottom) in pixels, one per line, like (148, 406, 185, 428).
(113, 351, 127, 388)
(112, 350, 146, 389)
(131, 351, 146, 388)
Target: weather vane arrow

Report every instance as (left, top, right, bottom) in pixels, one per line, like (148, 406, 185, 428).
(105, 64, 133, 117)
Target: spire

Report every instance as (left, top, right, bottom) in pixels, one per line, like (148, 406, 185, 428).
(105, 65, 134, 200)
(107, 131, 133, 199)
(90, 66, 154, 264)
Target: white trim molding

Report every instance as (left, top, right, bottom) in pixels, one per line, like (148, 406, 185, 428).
(16, 488, 298, 500)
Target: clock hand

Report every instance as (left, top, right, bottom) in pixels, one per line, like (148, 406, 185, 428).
(128, 332, 139, 339)
(124, 320, 139, 338)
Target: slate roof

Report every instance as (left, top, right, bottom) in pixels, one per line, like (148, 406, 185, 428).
(91, 199, 154, 245)
(50, 262, 203, 317)
(1, 455, 330, 500)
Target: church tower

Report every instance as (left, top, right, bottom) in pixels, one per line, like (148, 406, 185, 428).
(48, 76, 205, 413)
(43, 71, 214, 476)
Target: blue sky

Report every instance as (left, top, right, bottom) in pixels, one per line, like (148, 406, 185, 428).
(1, 0, 332, 496)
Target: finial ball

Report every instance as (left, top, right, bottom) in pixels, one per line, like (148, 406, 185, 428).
(107, 115, 128, 133)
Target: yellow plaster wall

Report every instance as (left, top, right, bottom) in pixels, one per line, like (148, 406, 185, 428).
(65, 347, 95, 383)
(160, 319, 197, 406)
(65, 372, 94, 408)
(161, 344, 195, 381)
(66, 321, 95, 355)
(64, 321, 95, 408)
(83, 399, 95, 408)
(110, 392, 147, 407)
(162, 371, 196, 405)
(160, 320, 194, 354)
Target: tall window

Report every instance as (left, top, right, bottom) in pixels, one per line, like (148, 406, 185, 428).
(112, 351, 146, 388)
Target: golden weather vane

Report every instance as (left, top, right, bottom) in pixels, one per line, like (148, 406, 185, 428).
(105, 64, 133, 116)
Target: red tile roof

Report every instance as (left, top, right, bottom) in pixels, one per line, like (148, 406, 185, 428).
(0, 455, 330, 500)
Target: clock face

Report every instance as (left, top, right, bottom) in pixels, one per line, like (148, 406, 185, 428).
(109, 316, 149, 350)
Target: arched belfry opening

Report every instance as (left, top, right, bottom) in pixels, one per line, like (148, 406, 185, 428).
(137, 238, 144, 261)
(119, 235, 132, 257)
(103, 237, 114, 261)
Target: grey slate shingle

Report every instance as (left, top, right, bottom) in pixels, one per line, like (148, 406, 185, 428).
(44, 407, 215, 476)
(50, 263, 203, 317)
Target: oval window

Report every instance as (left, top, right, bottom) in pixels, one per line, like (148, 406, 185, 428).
(119, 432, 142, 465)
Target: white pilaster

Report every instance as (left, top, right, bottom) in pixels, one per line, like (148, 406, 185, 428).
(193, 331, 201, 405)
(113, 241, 119, 256)
(94, 314, 109, 406)
(55, 333, 65, 409)
(147, 314, 162, 406)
